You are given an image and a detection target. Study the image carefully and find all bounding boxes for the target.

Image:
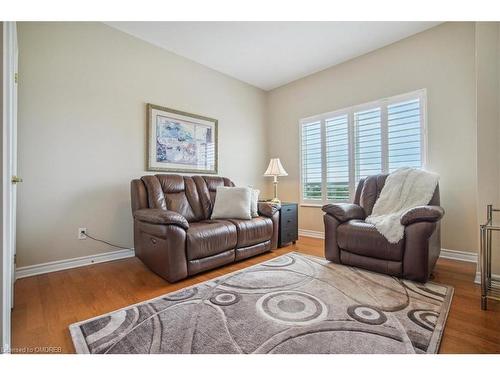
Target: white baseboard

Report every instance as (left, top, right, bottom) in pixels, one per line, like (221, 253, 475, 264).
(13, 232, 486, 282)
(439, 248, 477, 263)
(298, 229, 325, 239)
(474, 272, 500, 284)
(15, 248, 135, 279)
(298, 229, 478, 263)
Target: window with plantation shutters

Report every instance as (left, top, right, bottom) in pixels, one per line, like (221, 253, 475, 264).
(301, 121, 322, 201)
(354, 108, 382, 184)
(300, 89, 426, 205)
(325, 115, 349, 201)
(388, 99, 422, 172)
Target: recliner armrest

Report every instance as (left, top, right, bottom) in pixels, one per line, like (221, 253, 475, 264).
(322, 203, 365, 222)
(400, 205, 444, 226)
(133, 208, 189, 230)
(258, 202, 280, 217)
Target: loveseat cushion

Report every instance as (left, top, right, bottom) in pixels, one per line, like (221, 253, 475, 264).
(227, 217, 273, 248)
(337, 219, 404, 261)
(186, 220, 237, 260)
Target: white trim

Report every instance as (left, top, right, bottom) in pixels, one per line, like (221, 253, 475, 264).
(300, 89, 427, 124)
(298, 229, 325, 239)
(439, 248, 478, 263)
(2, 21, 17, 354)
(12, 232, 487, 285)
(299, 203, 323, 208)
(15, 249, 135, 279)
(474, 272, 500, 285)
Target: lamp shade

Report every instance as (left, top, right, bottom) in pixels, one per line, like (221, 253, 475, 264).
(264, 158, 288, 177)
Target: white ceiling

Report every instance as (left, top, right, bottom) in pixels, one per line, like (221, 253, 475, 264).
(106, 22, 441, 91)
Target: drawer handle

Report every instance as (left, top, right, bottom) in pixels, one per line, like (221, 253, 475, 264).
(287, 219, 291, 223)
(150, 237, 157, 245)
(286, 208, 292, 211)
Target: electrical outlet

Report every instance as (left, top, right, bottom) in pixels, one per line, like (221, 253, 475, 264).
(78, 228, 87, 240)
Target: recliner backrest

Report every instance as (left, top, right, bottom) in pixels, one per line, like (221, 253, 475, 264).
(353, 173, 440, 216)
(137, 174, 234, 222)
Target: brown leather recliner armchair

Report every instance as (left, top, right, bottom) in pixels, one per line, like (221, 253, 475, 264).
(131, 174, 279, 282)
(322, 173, 444, 282)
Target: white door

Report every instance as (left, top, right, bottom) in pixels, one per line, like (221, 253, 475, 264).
(2, 21, 18, 354)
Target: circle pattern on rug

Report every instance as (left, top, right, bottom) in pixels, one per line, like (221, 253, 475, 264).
(347, 305, 387, 325)
(163, 287, 198, 301)
(219, 269, 311, 294)
(262, 255, 295, 268)
(256, 291, 327, 326)
(209, 292, 241, 306)
(407, 309, 438, 331)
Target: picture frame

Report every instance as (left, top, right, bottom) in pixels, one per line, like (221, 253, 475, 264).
(146, 104, 218, 174)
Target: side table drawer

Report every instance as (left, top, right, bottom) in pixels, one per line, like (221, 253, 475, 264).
(282, 213, 296, 228)
(279, 203, 298, 247)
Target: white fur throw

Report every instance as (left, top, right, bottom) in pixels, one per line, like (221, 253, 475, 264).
(365, 168, 439, 244)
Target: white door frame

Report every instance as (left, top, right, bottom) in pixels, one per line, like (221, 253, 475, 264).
(2, 21, 17, 354)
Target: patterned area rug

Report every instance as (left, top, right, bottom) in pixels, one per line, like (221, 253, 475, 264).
(69, 252, 453, 354)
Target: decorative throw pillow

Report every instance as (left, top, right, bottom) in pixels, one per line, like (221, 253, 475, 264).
(211, 186, 252, 220)
(250, 188, 260, 218)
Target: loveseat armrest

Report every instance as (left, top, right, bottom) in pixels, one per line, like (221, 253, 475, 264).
(133, 208, 189, 230)
(322, 203, 365, 223)
(400, 205, 444, 226)
(258, 202, 280, 217)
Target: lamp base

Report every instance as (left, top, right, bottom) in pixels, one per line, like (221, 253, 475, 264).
(270, 197, 281, 205)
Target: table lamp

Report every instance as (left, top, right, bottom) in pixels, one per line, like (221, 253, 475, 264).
(264, 158, 288, 204)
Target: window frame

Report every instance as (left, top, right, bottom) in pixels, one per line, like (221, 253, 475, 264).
(299, 89, 427, 207)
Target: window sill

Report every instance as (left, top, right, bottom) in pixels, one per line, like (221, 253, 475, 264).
(300, 200, 351, 208)
(300, 203, 323, 208)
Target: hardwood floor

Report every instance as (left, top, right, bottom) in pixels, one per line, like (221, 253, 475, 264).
(11, 236, 500, 354)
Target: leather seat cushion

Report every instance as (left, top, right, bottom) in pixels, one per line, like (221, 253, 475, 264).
(337, 219, 404, 261)
(186, 220, 237, 260)
(235, 241, 271, 261)
(340, 250, 402, 277)
(227, 217, 273, 248)
(188, 249, 235, 276)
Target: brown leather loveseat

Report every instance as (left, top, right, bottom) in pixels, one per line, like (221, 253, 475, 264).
(322, 173, 444, 282)
(131, 174, 279, 282)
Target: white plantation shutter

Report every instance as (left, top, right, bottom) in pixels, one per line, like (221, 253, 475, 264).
(301, 121, 322, 201)
(388, 99, 422, 172)
(325, 115, 350, 201)
(354, 108, 382, 183)
(300, 90, 425, 205)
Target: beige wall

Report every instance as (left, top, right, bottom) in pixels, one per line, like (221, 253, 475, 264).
(267, 22, 478, 254)
(476, 22, 499, 226)
(475, 22, 500, 272)
(16, 22, 269, 267)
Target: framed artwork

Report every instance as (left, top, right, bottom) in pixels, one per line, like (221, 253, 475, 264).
(147, 104, 218, 174)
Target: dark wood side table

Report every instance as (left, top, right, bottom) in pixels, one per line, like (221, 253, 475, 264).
(278, 202, 298, 247)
